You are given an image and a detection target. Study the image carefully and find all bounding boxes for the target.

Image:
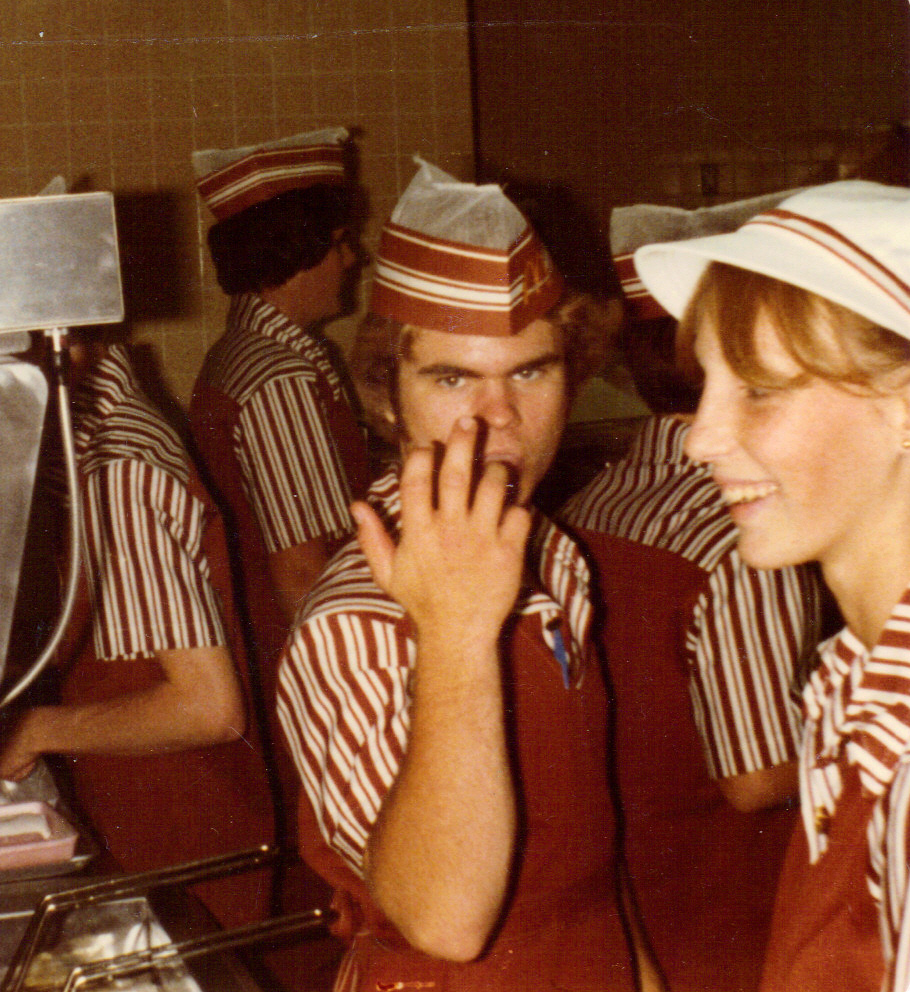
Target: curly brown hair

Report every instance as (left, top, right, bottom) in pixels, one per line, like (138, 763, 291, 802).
(349, 289, 621, 439)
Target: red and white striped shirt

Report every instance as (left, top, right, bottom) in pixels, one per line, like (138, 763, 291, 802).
(194, 293, 359, 553)
(73, 346, 226, 660)
(562, 415, 822, 778)
(801, 588, 910, 991)
(276, 467, 594, 874)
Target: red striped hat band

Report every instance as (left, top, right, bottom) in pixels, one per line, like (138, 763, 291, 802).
(370, 221, 564, 335)
(197, 144, 345, 221)
(747, 208, 910, 321)
(613, 253, 670, 321)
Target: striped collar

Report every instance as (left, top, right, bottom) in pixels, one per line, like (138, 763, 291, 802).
(230, 291, 332, 355)
(801, 587, 910, 861)
(365, 466, 593, 656)
(625, 413, 696, 468)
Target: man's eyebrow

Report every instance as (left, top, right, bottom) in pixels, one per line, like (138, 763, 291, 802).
(416, 352, 563, 378)
(509, 352, 563, 376)
(416, 362, 481, 378)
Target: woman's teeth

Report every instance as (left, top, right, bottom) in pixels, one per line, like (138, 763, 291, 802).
(722, 482, 779, 506)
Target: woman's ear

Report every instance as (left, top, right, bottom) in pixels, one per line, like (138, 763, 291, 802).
(884, 367, 910, 444)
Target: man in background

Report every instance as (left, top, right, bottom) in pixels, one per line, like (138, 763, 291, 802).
(190, 127, 369, 691)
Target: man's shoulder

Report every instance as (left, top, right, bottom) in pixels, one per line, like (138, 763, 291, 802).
(562, 416, 736, 566)
(198, 324, 320, 405)
(81, 397, 190, 485)
(297, 471, 407, 630)
(301, 538, 406, 628)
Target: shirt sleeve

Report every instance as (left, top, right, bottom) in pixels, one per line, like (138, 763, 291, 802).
(687, 549, 821, 779)
(236, 374, 355, 553)
(276, 610, 414, 874)
(81, 458, 226, 661)
(876, 758, 910, 992)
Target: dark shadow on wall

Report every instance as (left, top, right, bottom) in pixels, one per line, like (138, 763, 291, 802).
(498, 174, 621, 300)
(69, 177, 197, 322)
(114, 189, 197, 321)
(129, 341, 193, 447)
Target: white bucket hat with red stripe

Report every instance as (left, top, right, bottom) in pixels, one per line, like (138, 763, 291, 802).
(611, 189, 799, 321)
(369, 158, 563, 336)
(634, 180, 910, 339)
(193, 127, 348, 221)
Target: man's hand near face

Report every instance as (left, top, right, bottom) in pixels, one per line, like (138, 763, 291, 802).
(350, 416, 528, 962)
(355, 416, 530, 646)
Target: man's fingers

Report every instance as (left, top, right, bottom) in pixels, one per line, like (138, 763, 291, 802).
(472, 460, 512, 523)
(500, 504, 532, 549)
(352, 502, 396, 593)
(398, 445, 436, 527)
(435, 417, 478, 514)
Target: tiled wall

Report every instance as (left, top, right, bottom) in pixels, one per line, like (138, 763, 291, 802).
(472, 0, 909, 234)
(469, 0, 908, 423)
(0, 0, 474, 404)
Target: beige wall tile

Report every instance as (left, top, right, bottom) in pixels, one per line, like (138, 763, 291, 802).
(0, 126, 28, 173)
(25, 124, 70, 184)
(0, 82, 24, 127)
(0, 1, 473, 405)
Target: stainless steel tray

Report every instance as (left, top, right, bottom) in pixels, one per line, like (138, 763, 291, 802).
(0, 848, 331, 992)
(0, 896, 202, 992)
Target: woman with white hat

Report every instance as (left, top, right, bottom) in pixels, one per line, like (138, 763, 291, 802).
(634, 180, 910, 991)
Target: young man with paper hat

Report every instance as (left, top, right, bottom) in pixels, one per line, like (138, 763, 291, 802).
(189, 127, 369, 696)
(560, 192, 829, 992)
(189, 131, 371, 979)
(276, 160, 643, 991)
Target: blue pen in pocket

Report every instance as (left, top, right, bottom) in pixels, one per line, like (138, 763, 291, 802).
(546, 619, 571, 689)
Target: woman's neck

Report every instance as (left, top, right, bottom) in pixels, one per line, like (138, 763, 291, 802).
(823, 538, 910, 650)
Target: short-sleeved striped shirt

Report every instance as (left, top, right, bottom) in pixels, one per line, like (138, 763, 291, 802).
(562, 414, 823, 779)
(800, 589, 910, 992)
(73, 346, 226, 660)
(193, 293, 360, 553)
(276, 467, 594, 874)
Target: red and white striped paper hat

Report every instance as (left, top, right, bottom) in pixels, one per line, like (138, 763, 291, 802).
(193, 127, 348, 221)
(634, 181, 910, 340)
(610, 189, 797, 322)
(370, 159, 563, 336)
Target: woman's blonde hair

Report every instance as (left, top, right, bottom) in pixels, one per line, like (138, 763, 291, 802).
(677, 261, 910, 391)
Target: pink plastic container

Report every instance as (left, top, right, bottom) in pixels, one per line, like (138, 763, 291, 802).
(0, 801, 77, 871)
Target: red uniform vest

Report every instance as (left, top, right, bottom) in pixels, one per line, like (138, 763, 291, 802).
(61, 469, 276, 931)
(579, 531, 798, 992)
(760, 763, 884, 991)
(332, 610, 636, 992)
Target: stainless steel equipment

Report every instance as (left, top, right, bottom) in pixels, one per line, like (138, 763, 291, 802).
(0, 360, 47, 679)
(0, 848, 332, 992)
(0, 194, 122, 336)
(0, 191, 124, 701)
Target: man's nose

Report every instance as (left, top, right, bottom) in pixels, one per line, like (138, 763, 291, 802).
(476, 380, 519, 428)
(338, 238, 358, 269)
